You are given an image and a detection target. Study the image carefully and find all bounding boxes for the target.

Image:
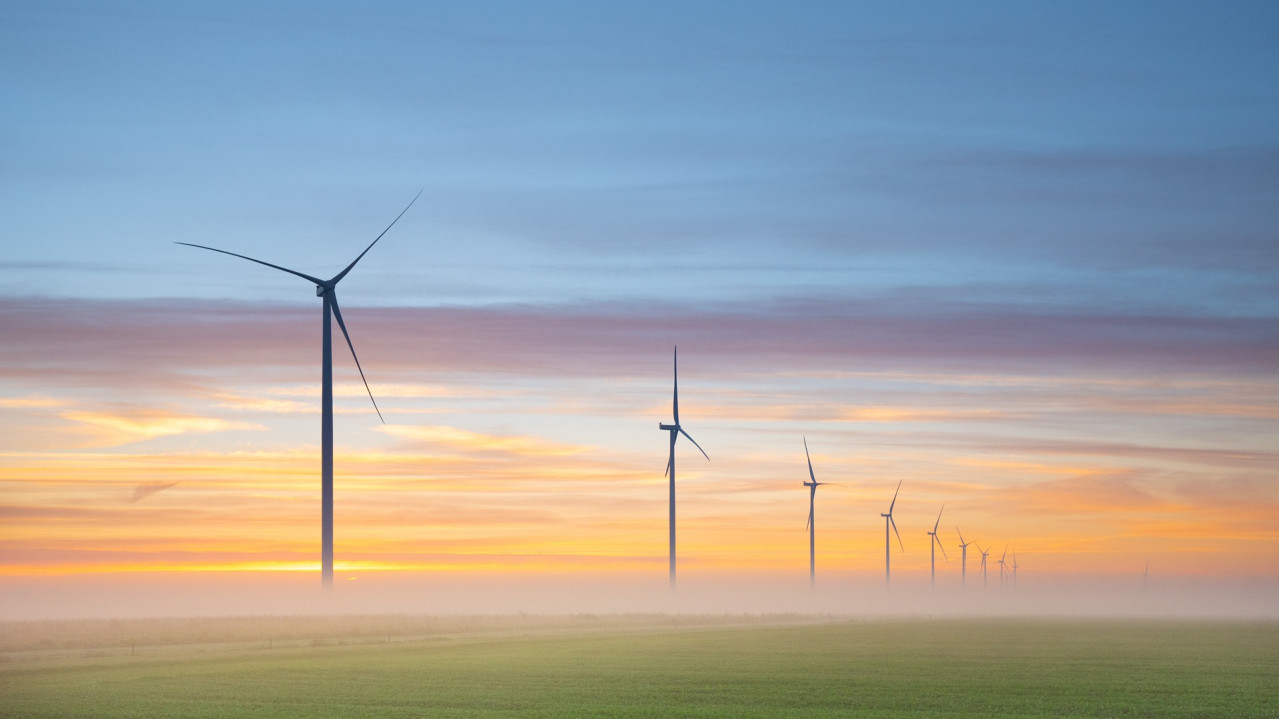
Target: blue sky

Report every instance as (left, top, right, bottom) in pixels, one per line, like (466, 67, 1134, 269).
(3, 1, 1276, 312)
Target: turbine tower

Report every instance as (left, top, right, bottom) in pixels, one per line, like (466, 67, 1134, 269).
(880, 480, 904, 588)
(177, 191, 419, 589)
(802, 437, 839, 589)
(658, 347, 709, 589)
(1011, 552, 1018, 589)
(926, 505, 948, 589)
(1143, 560, 1150, 592)
(957, 528, 973, 589)
(978, 545, 990, 589)
(998, 545, 1009, 589)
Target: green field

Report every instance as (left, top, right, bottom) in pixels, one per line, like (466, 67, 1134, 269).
(1, 616, 1275, 718)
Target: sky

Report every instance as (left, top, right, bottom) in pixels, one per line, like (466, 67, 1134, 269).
(1, 1, 1277, 617)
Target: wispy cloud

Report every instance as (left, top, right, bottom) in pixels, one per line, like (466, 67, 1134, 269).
(211, 392, 312, 414)
(378, 424, 590, 457)
(130, 480, 179, 502)
(0, 296, 1275, 579)
(0, 395, 65, 409)
(3, 298, 1275, 389)
(60, 408, 265, 447)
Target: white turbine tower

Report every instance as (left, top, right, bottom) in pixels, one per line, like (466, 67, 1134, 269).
(802, 437, 839, 589)
(658, 347, 709, 589)
(926, 505, 948, 589)
(957, 528, 973, 590)
(998, 545, 1009, 589)
(178, 191, 419, 588)
(880, 480, 904, 588)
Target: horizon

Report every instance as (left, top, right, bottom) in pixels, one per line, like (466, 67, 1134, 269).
(1, 1, 1276, 620)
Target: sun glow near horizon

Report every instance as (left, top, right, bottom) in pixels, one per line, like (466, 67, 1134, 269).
(1, 299, 1273, 593)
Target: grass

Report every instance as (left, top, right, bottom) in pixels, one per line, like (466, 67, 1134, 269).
(1, 617, 1275, 718)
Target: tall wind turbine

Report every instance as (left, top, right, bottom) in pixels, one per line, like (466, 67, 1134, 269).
(998, 545, 1009, 589)
(927, 505, 948, 588)
(177, 191, 419, 589)
(1011, 552, 1019, 589)
(957, 528, 973, 589)
(880, 480, 904, 588)
(802, 437, 839, 589)
(658, 347, 709, 589)
(978, 545, 990, 589)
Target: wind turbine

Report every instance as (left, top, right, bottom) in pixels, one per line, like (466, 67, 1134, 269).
(926, 505, 948, 589)
(957, 528, 973, 589)
(802, 437, 840, 589)
(658, 347, 709, 589)
(1011, 552, 1019, 589)
(1143, 560, 1150, 592)
(998, 545, 1009, 589)
(978, 545, 990, 589)
(880, 480, 904, 588)
(177, 191, 419, 589)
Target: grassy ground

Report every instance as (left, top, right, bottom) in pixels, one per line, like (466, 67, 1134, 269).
(1, 617, 1275, 718)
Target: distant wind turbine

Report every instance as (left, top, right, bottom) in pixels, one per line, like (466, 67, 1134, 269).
(978, 545, 990, 589)
(998, 545, 1009, 589)
(1011, 552, 1019, 589)
(881, 480, 904, 588)
(957, 528, 973, 590)
(802, 437, 840, 589)
(1143, 560, 1150, 592)
(927, 505, 948, 588)
(658, 347, 709, 589)
(177, 191, 419, 589)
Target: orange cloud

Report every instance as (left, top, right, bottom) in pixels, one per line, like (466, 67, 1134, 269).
(0, 395, 66, 409)
(376, 424, 591, 458)
(59, 409, 266, 447)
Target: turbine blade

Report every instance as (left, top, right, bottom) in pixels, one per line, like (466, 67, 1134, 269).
(671, 346, 679, 425)
(328, 292, 384, 424)
(175, 243, 324, 285)
(678, 428, 710, 461)
(936, 534, 949, 561)
(805, 507, 812, 532)
(956, 527, 966, 545)
(890, 515, 904, 552)
(804, 437, 817, 484)
(933, 504, 945, 533)
(888, 479, 902, 514)
(331, 190, 422, 284)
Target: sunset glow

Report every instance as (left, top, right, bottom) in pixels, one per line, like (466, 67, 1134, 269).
(2, 2, 1276, 617)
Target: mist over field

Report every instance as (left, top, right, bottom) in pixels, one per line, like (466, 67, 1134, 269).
(3, 571, 1274, 622)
